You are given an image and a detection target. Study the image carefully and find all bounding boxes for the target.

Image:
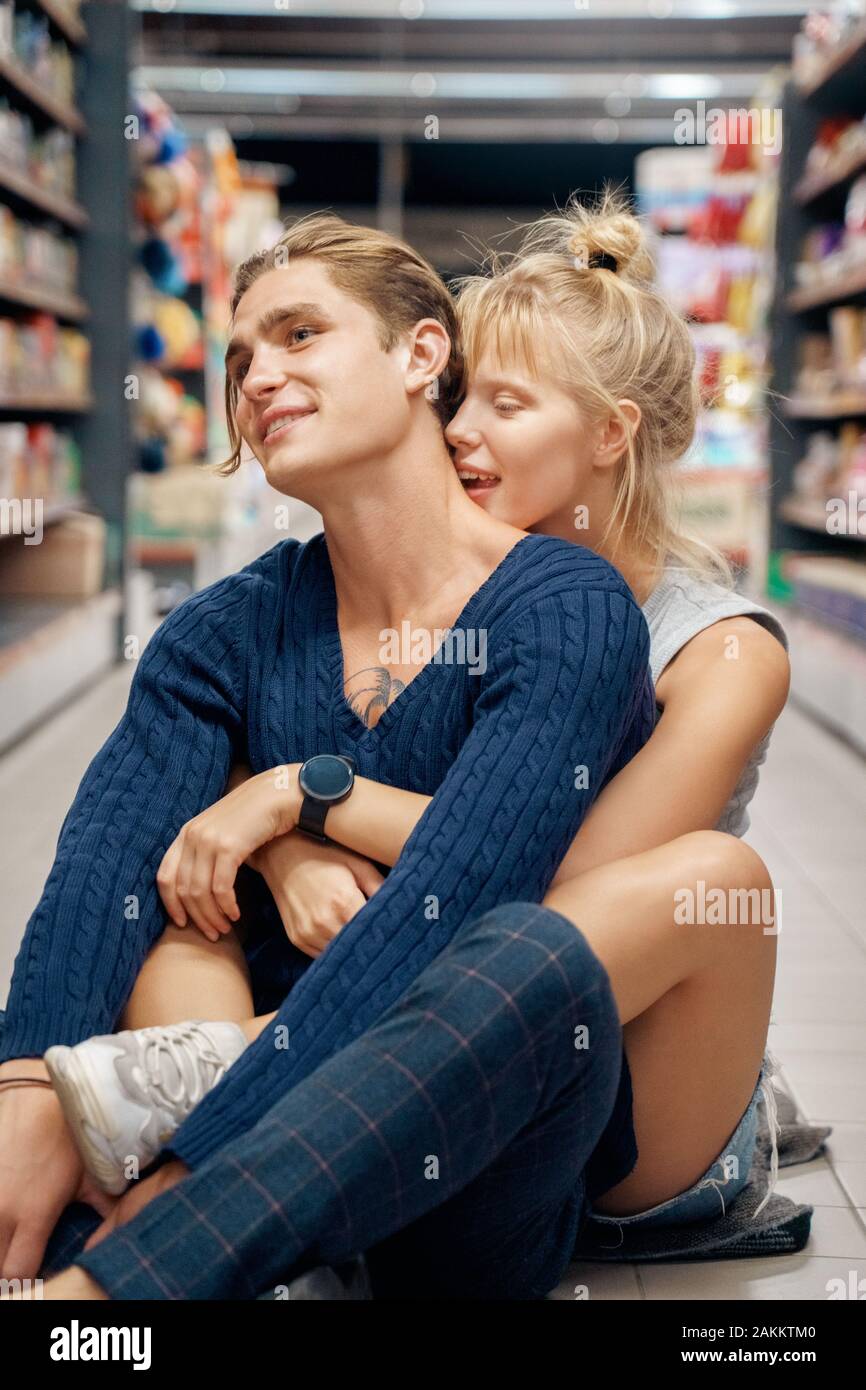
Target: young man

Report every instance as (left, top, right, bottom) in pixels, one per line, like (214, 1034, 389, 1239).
(0, 215, 653, 1297)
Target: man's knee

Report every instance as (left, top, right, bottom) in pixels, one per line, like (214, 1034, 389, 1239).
(452, 901, 618, 1033)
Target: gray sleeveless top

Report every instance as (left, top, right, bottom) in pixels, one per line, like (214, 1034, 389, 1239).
(641, 568, 788, 839)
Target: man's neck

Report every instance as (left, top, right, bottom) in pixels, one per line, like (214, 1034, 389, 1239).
(318, 427, 520, 631)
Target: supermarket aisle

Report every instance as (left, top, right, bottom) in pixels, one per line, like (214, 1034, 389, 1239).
(1, 668, 865, 1301)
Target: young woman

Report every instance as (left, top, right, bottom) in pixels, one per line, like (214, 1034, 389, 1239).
(42, 194, 789, 1271)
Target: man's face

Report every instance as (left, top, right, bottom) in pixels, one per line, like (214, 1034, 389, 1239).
(228, 259, 414, 501)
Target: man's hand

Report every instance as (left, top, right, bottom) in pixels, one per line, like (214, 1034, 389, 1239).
(83, 1160, 189, 1252)
(157, 765, 303, 941)
(0, 1060, 115, 1282)
(249, 833, 385, 958)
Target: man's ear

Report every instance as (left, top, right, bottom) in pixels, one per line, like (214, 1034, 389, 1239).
(594, 399, 642, 470)
(403, 318, 452, 400)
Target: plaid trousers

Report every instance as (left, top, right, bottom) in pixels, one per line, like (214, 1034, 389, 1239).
(29, 902, 626, 1300)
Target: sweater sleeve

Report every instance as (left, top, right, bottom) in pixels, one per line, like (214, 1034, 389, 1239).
(0, 575, 254, 1063)
(169, 580, 654, 1170)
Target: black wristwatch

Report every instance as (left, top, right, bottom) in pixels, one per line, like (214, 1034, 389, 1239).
(297, 754, 356, 842)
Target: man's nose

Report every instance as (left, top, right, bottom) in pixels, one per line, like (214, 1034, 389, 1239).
(242, 346, 288, 400)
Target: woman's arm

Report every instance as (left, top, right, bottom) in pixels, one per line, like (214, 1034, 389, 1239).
(244, 617, 789, 887)
(550, 616, 790, 883)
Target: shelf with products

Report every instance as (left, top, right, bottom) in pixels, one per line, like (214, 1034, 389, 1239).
(767, 3, 866, 751)
(793, 8, 866, 104)
(128, 122, 317, 615)
(784, 392, 866, 419)
(0, 0, 133, 750)
(129, 90, 208, 484)
(30, 0, 86, 49)
(0, 0, 84, 132)
(635, 88, 781, 580)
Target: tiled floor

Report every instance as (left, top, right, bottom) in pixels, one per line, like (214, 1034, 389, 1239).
(2, 673, 865, 1301)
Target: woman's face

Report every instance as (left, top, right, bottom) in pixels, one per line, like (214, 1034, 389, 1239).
(445, 350, 602, 536)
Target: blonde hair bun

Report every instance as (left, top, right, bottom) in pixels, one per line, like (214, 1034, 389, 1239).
(520, 189, 655, 286)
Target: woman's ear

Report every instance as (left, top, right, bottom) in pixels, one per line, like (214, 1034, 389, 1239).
(403, 318, 452, 400)
(594, 399, 642, 470)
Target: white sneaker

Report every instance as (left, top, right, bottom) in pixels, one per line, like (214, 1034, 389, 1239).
(44, 1020, 248, 1195)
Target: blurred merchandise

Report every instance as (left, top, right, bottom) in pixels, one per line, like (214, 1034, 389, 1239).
(785, 553, 866, 641)
(636, 76, 782, 572)
(0, 313, 89, 399)
(0, 509, 104, 597)
(0, 205, 78, 297)
(792, 1, 866, 86)
(0, 99, 77, 200)
(793, 176, 866, 290)
(0, 2, 76, 106)
(0, 421, 81, 515)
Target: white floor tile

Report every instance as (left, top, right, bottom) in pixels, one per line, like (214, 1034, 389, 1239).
(834, 1165, 866, 1207)
(548, 1261, 643, 1300)
(639, 1255, 866, 1301)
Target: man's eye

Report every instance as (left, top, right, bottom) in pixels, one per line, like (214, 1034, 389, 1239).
(290, 326, 316, 344)
(234, 361, 250, 383)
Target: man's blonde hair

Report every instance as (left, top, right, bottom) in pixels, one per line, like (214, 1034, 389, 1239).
(218, 212, 463, 474)
(454, 190, 730, 584)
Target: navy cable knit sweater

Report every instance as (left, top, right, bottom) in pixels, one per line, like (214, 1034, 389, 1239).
(1, 531, 654, 1172)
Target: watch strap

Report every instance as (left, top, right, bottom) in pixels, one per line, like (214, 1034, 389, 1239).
(298, 794, 331, 843)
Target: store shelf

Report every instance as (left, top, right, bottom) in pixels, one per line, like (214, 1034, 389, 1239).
(784, 392, 866, 419)
(0, 587, 121, 752)
(0, 164, 88, 229)
(793, 148, 866, 206)
(0, 54, 86, 135)
(778, 495, 866, 539)
(33, 0, 87, 48)
(786, 263, 866, 312)
(763, 595, 866, 755)
(0, 276, 89, 321)
(0, 393, 92, 413)
(796, 19, 866, 104)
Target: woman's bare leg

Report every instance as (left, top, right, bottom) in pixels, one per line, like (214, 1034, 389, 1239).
(118, 925, 257, 1030)
(542, 829, 777, 1215)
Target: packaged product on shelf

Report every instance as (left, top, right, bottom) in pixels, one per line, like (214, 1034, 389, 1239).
(793, 1, 866, 85)
(0, 510, 105, 597)
(786, 556, 866, 641)
(796, 332, 835, 395)
(8, 9, 75, 105)
(801, 116, 866, 184)
(829, 306, 866, 387)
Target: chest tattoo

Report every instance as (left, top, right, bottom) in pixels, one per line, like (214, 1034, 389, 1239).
(344, 666, 406, 728)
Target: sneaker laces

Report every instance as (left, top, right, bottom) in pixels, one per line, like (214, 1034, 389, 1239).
(138, 1023, 232, 1120)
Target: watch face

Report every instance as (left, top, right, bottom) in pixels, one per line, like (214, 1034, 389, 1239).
(299, 754, 354, 802)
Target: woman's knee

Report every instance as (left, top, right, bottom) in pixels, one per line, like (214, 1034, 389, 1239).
(672, 830, 772, 896)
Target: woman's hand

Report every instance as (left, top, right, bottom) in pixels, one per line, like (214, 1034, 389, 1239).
(249, 833, 386, 959)
(157, 765, 302, 941)
(0, 1062, 116, 1282)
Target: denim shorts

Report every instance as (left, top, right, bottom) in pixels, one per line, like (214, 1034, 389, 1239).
(587, 1050, 780, 1234)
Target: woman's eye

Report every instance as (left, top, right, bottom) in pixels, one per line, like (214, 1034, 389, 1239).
(494, 400, 521, 415)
